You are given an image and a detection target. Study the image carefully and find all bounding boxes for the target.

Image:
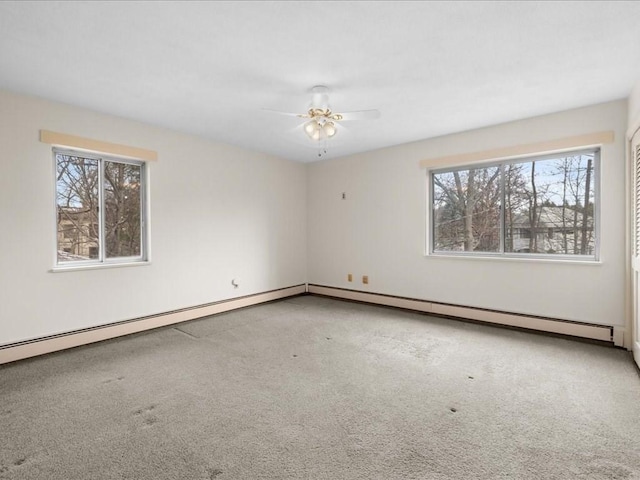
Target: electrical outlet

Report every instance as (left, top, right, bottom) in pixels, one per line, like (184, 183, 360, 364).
(348, 273, 353, 282)
(362, 275, 369, 284)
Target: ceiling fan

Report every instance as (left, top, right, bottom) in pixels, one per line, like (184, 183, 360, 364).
(268, 86, 381, 156)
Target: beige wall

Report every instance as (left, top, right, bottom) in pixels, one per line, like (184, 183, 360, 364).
(307, 100, 628, 326)
(0, 89, 632, 347)
(0, 90, 307, 345)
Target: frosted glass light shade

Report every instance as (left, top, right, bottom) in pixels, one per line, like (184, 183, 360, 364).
(323, 122, 337, 138)
(304, 120, 319, 137)
(304, 118, 338, 141)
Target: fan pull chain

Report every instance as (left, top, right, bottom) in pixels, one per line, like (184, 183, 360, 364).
(317, 138, 328, 158)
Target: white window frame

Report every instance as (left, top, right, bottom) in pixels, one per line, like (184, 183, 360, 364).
(53, 147, 149, 270)
(427, 147, 601, 262)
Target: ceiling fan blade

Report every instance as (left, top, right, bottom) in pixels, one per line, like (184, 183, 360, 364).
(333, 109, 381, 121)
(262, 108, 309, 118)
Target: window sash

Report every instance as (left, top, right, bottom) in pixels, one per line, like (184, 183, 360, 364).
(429, 148, 600, 261)
(54, 148, 147, 266)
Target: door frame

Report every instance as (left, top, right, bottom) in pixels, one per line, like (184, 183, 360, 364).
(627, 118, 640, 366)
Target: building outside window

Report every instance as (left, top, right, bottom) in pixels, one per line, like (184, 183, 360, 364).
(55, 149, 147, 266)
(430, 148, 598, 260)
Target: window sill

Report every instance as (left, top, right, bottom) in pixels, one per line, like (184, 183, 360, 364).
(50, 261, 150, 273)
(425, 253, 602, 266)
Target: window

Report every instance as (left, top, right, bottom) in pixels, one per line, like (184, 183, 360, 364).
(430, 148, 599, 260)
(55, 149, 147, 266)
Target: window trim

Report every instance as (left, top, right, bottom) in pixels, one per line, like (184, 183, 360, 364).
(52, 147, 149, 270)
(427, 147, 601, 262)
(41, 130, 157, 161)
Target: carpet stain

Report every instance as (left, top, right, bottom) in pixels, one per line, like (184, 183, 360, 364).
(102, 376, 125, 384)
(143, 417, 158, 426)
(372, 334, 457, 366)
(292, 354, 298, 358)
(208, 468, 223, 478)
(326, 337, 332, 340)
(133, 405, 158, 428)
(0, 453, 42, 477)
(134, 405, 156, 416)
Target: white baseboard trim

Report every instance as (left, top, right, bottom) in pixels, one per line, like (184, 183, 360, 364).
(309, 285, 434, 313)
(0, 285, 306, 365)
(612, 327, 625, 348)
(308, 285, 613, 343)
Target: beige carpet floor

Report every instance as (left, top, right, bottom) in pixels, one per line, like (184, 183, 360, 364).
(1, 295, 639, 479)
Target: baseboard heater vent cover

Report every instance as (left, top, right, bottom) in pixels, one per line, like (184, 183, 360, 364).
(0, 284, 306, 365)
(307, 285, 612, 343)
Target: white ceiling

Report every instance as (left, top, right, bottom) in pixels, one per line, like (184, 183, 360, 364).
(1, 1, 640, 162)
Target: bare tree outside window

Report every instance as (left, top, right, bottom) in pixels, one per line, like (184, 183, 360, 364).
(56, 155, 100, 261)
(431, 149, 598, 259)
(104, 162, 142, 258)
(504, 154, 595, 255)
(55, 150, 146, 265)
(433, 166, 501, 252)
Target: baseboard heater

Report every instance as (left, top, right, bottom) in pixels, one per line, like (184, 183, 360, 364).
(307, 284, 613, 344)
(0, 284, 306, 365)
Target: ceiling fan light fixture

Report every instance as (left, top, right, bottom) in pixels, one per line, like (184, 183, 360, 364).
(323, 121, 337, 138)
(268, 85, 379, 152)
(304, 120, 320, 138)
(304, 118, 323, 141)
(305, 119, 333, 141)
